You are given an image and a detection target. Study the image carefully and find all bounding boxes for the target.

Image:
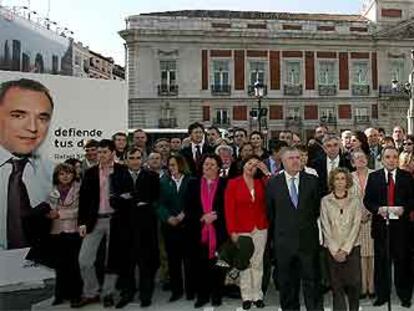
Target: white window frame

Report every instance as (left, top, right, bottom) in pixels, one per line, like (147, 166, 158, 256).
(390, 59, 405, 82)
(212, 60, 230, 87)
(160, 60, 177, 87)
(284, 60, 302, 86)
(317, 60, 337, 86)
(351, 61, 369, 85)
(248, 60, 266, 85)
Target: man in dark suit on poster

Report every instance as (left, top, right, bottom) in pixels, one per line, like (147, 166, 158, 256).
(266, 146, 322, 311)
(364, 146, 414, 308)
(0, 78, 54, 250)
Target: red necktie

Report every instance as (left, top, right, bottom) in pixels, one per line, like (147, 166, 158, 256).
(387, 171, 395, 206)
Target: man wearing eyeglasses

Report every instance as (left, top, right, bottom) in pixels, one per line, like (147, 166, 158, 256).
(365, 127, 382, 170)
(309, 135, 352, 196)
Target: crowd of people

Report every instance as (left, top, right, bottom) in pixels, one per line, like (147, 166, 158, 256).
(23, 121, 414, 311)
(5, 79, 414, 310)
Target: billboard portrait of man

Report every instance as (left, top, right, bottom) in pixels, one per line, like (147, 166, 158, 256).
(0, 78, 54, 250)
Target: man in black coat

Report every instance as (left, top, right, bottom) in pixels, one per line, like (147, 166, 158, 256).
(266, 146, 323, 311)
(180, 122, 213, 176)
(75, 139, 123, 308)
(110, 147, 160, 308)
(364, 146, 414, 308)
(310, 135, 352, 197)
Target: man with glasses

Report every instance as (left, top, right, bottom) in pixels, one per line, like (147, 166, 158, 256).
(232, 128, 248, 158)
(365, 128, 382, 170)
(310, 135, 352, 196)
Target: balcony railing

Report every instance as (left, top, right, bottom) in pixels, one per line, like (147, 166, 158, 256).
(352, 84, 370, 96)
(158, 118, 178, 128)
(318, 85, 337, 96)
(211, 84, 231, 96)
(285, 116, 302, 126)
(320, 116, 337, 124)
(379, 85, 409, 99)
(248, 84, 268, 96)
(284, 84, 303, 96)
(212, 117, 231, 127)
(354, 116, 370, 124)
(157, 84, 179, 96)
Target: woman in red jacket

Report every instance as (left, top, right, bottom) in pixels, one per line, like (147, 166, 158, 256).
(224, 155, 270, 310)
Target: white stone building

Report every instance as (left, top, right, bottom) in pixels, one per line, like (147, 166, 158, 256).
(120, 0, 414, 138)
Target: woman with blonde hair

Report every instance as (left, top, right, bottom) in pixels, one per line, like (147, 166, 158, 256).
(320, 167, 362, 311)
(350, 150, 374, 299)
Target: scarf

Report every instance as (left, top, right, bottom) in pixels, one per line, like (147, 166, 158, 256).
(201, 177, 219, 259)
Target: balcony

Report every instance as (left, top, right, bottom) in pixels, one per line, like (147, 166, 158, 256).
(352, 84, 370, 96)
(158, 84, 179, 96)
(284, 84, 303, 96)
(379, 85, 409, 99)
(211, 84, 231, 96)
(212, 117, 231, 128)
(248, 84, 268, 96)
(354, 115, 370, 124)
(158, 118, 178, 128)
(318, 85, 337, 96)
(320, 115, 337, 125)
(285, 116, 302, 127)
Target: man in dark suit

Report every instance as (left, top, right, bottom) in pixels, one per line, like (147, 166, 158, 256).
(180, 122, 212, 176)
(310, 135, 352, 196)
(266, 146, 322, 311)
(75, 139, 124, 308)
(110, 147, 160, 308)
(307, 125, 327, 164)
(264, 140, 288, 175)
(363, 146, 414, 308)
(365, 127, 382, 170)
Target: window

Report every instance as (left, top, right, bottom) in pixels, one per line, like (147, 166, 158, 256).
(75, 55, 81, 66)
(285, 61, 301, 85)
(390, 59, 405, 82)
(355, 107, 369, 117)
(318, 61, 336, 85)
(352, 61, 369, 85)
(249, 61, 266, 85)
(215, 109, 229, 124)
(320, 107, 336, 119)
(160, 60, 176, 86)
(213, 60, 229, 86)
(286, 107, 301, 119)
(52, 55, 59, 74)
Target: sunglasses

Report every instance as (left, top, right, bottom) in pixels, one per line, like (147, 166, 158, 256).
(403, 142, 413, 146)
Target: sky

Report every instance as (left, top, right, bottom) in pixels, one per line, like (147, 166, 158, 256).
(3, 0, 362, 66)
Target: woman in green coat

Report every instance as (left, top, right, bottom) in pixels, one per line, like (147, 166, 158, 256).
(158, 154, 195, 302)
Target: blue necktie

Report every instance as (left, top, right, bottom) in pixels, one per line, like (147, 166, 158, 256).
(289, 177, 299, 208)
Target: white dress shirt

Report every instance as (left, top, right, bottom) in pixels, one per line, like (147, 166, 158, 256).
(172, 175, 184, 192)
(191, 142, 203, 161)
(0, 145, 54, 250)
(284, 171, 300, 194)
(327, 155, 340, 177)
(384, 168, 396, 184)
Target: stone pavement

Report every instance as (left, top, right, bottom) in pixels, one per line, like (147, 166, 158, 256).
(31, 285, 408, 311)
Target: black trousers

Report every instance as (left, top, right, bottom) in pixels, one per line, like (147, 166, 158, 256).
(327, 247, 361, 311)
(276, 250, 323, 311)
(374, 228, 413, 303)
(162, 224, 196, 297)
(51, 233, 82, 300)
(195, 251, 226, 302)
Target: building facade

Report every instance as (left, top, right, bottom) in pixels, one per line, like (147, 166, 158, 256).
(120, 0, 414, 137)
(0, 4, 124, 81)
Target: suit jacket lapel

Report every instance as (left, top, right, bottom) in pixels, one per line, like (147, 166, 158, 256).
(297, 172, 305, 209)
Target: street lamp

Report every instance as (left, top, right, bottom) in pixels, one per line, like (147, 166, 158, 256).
(391, 49, 414, 134)
(254, 80, 264, 133)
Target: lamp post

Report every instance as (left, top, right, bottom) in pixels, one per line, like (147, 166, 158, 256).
(254, 80, 264, 133)
(392, 49, 414, 134)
